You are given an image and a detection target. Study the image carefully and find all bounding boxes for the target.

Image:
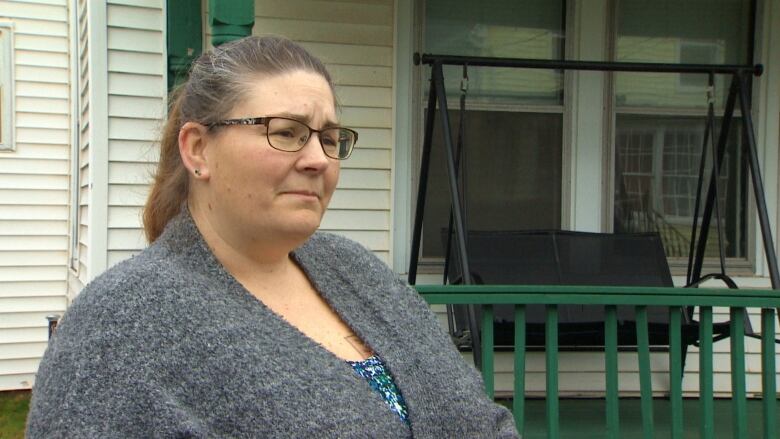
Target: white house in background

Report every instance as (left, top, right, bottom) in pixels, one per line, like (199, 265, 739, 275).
(1, 0, 779, 398)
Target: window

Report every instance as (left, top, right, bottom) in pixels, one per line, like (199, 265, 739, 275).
(612, 0, 753, 261)
(0, 22, 14, 151)
(419, 0, 566, 260)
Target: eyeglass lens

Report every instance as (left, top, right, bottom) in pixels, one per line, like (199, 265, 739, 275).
(267, 118, 355, 159)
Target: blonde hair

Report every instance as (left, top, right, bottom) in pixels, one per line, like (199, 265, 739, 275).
(143, 36, 334, 242)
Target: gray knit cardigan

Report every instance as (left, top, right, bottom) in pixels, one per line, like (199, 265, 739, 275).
(27, 210, 519, 438)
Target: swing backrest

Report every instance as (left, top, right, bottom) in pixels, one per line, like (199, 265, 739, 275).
(443, 229, 677, 347)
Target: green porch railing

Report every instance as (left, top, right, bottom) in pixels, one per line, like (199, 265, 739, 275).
(416, 285, 780, 439)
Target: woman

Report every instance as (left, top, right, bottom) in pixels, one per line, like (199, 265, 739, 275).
(27, 36, 519, 438)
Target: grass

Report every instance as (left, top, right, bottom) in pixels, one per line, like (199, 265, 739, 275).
(0, 391, 30, 439)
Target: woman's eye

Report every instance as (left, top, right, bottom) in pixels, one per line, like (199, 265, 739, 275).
(271, 129, 296, 138)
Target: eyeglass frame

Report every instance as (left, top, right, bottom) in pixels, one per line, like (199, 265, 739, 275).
(207, 116, 358, 160)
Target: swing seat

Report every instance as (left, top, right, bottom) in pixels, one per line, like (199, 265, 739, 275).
(443, 229, 747, 350)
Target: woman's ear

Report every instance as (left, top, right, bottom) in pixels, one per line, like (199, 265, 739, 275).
(178, 121, 211, 180)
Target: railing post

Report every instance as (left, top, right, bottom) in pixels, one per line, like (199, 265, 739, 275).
(669, 307, 684, 439)
(481, 304, 494, 398)
(605, 305, 620, 438)
(700, 307, 715, 439)
(762, 308, 776, 439)
(636, 306, 654, 439)
(730, 308, 747, 438)
(514, 305, 526, 435)
(546, 305, 559, 439)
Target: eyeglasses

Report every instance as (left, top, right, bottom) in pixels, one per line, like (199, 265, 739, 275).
(208, 116, 358, 160)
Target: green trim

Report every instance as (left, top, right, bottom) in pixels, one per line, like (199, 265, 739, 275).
(166, 0, 202, 90)
(415, 284, 780, 307)
(209, 0, 254, 46)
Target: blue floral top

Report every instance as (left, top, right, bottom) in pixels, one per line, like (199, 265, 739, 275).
(347, 355, 409, 424)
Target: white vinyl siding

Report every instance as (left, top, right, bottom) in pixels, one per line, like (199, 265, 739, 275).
(253, 0, 394, 264)
(105, 0, 164, 267)
(0, 0, 70, 391)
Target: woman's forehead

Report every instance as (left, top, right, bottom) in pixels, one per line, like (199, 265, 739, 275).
(236, 71, 336, 122)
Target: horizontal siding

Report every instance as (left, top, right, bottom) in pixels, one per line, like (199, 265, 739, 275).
(0, 0, 70, 390)
(0, 374, 36, 390)
(105, 0, 164, 265)
(253, 0, 394, 257)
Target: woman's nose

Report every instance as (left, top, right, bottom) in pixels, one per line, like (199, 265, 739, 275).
(296, 133, 331, 171)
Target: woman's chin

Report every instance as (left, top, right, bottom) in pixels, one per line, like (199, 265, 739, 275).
(273, 216, 323, 242)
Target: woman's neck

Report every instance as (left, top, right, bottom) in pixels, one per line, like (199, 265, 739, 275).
(188, 200, 301, 286)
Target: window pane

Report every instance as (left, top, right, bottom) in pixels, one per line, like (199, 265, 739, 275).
(614, 115, 746, 259)
(614, 0, 752, 109)
(423, 111, 562, 258)
(612, 0, 751, 263)
(425, 0, 565, 106)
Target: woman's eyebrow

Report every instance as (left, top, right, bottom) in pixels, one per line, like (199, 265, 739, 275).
(272, 112, 340, 128)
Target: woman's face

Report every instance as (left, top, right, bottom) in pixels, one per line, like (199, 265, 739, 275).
(197, 70, 340, 251)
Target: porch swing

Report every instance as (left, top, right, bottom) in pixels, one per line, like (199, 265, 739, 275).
(407, 53, 779, 370)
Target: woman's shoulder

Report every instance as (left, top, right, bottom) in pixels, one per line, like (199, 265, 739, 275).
(61, 243, 200, 339)
(69, 244, 174, 309)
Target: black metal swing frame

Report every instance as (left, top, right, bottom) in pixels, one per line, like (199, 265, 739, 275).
(407, 53, 779, 369)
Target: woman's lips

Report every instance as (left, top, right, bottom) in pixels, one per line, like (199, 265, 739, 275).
(281, 190, 320, 199)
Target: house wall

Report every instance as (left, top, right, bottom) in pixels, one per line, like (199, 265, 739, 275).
(104, 0, 165, 267)
(0, 0, 70, 391)
(66, 0, 165, 292)
(0, 0, 165, 391)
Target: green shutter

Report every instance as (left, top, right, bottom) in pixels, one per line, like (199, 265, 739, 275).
(209, 0, 254, 47)
(166, 0, 203, 90)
